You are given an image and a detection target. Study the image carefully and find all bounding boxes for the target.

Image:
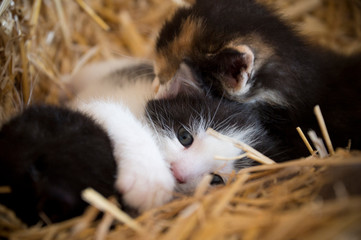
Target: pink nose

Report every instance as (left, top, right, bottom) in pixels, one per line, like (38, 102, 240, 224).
(170, 163, 185, 184)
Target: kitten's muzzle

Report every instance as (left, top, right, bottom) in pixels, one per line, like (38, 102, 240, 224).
(170, 163, 186, 184)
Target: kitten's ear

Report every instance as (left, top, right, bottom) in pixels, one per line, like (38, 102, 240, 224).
(215, 45, 254, 93)
(155, 63, 202, 99)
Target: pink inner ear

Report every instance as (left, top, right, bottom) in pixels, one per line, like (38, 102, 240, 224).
(221, 45, 254, 92)
(155, 63, 202, 99)
(152, 77, 160, 94)
(223, 75, 239, 89)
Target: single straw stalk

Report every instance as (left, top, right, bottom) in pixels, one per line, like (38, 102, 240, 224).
(75, 0, 110, 31)
(296, 127, 315, 155)
(0, 186, 11, 193)
(214, 153, 248, 161)
(71, 206, 99, 236)
(314, 105, 335, 155)
(94, 197, 117, 240)
(207, 128, 276, 165)
(81, 188, 144, 234)
(53, 0, 71, 48)
(18, 36, 30, 105)
(30, 0, 42, 36)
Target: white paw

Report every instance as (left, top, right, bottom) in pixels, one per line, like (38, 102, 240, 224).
(115, 157, 175, 212)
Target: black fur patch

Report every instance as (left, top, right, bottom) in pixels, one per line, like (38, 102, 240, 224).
(146, 94, 289, 162)
(0, 105, 116, 225)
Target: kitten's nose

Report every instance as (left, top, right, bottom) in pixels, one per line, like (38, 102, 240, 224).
(170, 163, 185, 184)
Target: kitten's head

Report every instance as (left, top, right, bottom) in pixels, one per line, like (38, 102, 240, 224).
(154, 0, 313, 106)
(146, 75, 273, 194)
(146, 95, 263, 193)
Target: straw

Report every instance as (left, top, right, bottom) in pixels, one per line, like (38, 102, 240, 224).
(314, 105, 335, 155)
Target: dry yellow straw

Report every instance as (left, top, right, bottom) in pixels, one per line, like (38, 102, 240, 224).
(30, 0, 42, 36)
(214, 153, 248, 161)
(95, 207, 115, 240)
(119, 11, 147, 56)
(207, 128, 276, 165)
(81, 188, 143, 234)
(0, 186, 11, 193)
(247, 152, 271, 163)
(211, 173, 250, 217)
(0, 0, 11, 17)
(194, 174, 213, 198)
(161, 202, 201, 240)
(75, 0, 110, 31)
(19, 37, 29, 104)
(296, 127, 315, 155)
(71, 206, 99, 235)
(53, 0, 71, 48)
(314, 105, 335, 155)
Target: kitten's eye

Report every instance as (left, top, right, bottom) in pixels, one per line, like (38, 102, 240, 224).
(210, 174, 225, 185)
(177, 127, 193, 147)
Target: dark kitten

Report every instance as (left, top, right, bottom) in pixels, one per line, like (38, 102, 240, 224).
(154, 0, 361, 159)
(0, 105, 116, 225)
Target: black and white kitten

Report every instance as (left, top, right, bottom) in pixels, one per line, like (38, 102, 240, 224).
(153, 0, 361, 158)
(70, 59, 279, 211)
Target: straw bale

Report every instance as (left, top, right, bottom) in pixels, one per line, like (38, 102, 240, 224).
(1, 0, 361, 239)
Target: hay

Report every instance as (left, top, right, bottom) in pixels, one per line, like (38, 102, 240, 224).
(0, 0, 180, 123)
(2, 150, 361, 239)
(1, 0, 361, 239)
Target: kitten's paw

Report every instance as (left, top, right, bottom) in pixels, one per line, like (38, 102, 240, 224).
(115, 162, 175, 212)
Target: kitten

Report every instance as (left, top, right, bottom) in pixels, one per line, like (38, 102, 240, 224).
(153, 0, 361, 158)
(0, 105, 116, 225)
(146, 91, 284, 194)
(70, 59, 281, 211)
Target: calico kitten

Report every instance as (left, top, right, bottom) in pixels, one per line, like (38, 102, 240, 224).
(0, 105, 116, 225)
(71, 59, 281, 211)
(153, 0, 361, 158)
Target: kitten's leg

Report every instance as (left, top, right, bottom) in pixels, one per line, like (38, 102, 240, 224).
(78, 101, 175, 212)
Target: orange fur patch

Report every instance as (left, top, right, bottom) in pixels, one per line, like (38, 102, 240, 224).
(155, 17, 205, 84)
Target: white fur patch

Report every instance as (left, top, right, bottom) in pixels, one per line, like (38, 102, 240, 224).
(250, 89, 288, 106)
(71, 59, 178, 211)
(78, 100, 175, 212)
(156, 117, 263, 194)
